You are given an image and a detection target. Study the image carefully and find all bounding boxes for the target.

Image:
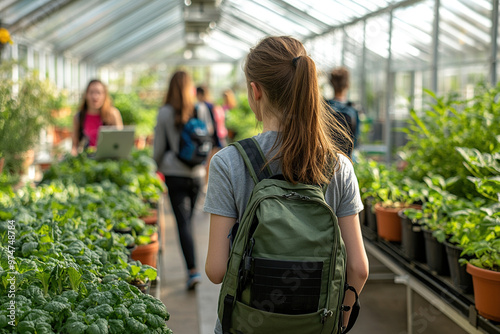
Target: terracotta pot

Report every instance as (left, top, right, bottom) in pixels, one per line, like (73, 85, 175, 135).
(375, 203, 421, 242)
(149, 232, 158, 243)
(131, 240, 159, 268)
(467, 263, 500, 322)
(53, 127, 72, 145)
(134, 136, 147, 150)
(140, 209, 158, 225)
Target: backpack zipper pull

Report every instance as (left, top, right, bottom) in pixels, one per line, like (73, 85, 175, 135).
(321, 309, 334, 323)
(283, 192, 298, 198)
(282, 192, 310, 200)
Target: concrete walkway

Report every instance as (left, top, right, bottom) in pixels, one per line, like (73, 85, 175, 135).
(158, 192, 218, 334)
(158, 192, 470, 334)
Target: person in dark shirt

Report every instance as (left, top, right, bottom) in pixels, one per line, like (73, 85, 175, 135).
(326, 67, 360, 158)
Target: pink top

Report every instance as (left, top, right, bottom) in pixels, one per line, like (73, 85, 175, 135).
(213, 105, 228, 139)
(83, 113, 102, 147)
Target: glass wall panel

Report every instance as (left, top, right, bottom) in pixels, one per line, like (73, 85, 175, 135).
(363, 14, 389, 144)
(344, 22, 365, 105)
(391, 1, 434, 73)
(439, 0, 492, 97)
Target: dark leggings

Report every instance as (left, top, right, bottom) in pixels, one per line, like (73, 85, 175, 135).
(164, 176, 201, 271)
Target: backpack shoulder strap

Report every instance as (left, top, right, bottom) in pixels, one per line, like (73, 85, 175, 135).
(230, 137, 272, 185)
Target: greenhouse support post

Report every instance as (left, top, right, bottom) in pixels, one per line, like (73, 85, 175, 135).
(431, 0, 440, 93)
(361, 20, 367, 112)
(385, 11, 393, 165)
(491, 0, 499, 86)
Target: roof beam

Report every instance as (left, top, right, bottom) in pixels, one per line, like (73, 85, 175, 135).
(75, 1, 179, 60)
(9, 0, 78, 34)
(265, 0, 330, 31)
(304, 0, 425, 42)
(53, 1, 149, 53)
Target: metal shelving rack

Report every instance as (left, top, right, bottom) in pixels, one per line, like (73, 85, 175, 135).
(151, 193, 165, 300)
(363, 230, 500, 334)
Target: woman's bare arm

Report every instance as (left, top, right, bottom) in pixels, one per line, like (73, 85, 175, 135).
(338, 213, 369, 324)
(205, 214, 236, 284)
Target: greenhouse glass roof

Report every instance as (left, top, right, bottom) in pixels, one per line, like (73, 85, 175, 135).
(0, 0, 495, 69)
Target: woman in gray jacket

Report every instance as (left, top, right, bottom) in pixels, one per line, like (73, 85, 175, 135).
(153, 71, 213, 290)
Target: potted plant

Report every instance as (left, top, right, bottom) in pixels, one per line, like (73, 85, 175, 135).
(129, 218, 159, 268)
(372, 171, 424, 242)
(0, 62, 54, 176)
(399, 207, 426, 262)
(126, 261, 158, 294)
(458, 146, 500, 320)
(354, 155, 381, 234)
(463, 238, 500, 322)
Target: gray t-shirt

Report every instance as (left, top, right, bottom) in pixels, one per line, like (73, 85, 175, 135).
(203, 131, 363, 221)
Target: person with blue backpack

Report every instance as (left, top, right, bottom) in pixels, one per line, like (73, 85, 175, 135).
(204, 36, 369, 334)
(326, 67, 361, 158)
(153, 71, 215, 290)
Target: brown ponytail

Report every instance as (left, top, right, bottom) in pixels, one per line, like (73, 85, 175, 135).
(164, 71, 195, 129)
(244, 36, 351, 185)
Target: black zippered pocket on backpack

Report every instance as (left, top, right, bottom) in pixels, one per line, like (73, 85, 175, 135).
(249, 257, 323, 315)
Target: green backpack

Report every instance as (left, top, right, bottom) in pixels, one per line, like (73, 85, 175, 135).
(218, 138, 359, 334)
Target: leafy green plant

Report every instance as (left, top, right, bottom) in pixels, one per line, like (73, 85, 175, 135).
(0, 176, 173, 333)
(111, 92, 158, 137)
(461, 238, 500, 272)
(400, 84, 500, 198)
(225, 94, 261, 142)
(355, 156, 426, 208)
(0, 61, 55, 173)
(457, 146, 500, 202)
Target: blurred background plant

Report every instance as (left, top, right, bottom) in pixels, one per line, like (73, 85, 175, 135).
(0, 61, 55, 175)
(225, 94, 261, 142)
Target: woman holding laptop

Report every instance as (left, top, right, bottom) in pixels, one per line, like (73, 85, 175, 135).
(72, 79, 123, 155)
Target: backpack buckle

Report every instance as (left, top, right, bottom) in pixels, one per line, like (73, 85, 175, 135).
(239, 238, 255, 287)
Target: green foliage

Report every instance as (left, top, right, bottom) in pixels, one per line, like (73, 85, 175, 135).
(41, 149, 164, 203)
(0, 173, 172, 332)
(0, 62, 55, 173)
(354, 155, 426, 207)
(457, 146, 500, 202)
(111, 92, 158, 137)
(400, 85, 500, 198)
(461, 238, 500, 272)
(225, 94, 261, 142)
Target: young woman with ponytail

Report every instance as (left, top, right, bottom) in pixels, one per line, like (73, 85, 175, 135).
(204, 36, 368, 333)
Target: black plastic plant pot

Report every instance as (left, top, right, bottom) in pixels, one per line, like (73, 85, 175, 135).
(359, 208, 366, 227)
(423, 228, 450, 276)
(113, 227, 132, 235)
(365, 197, 377, 232)
(131, 279, 151, 295)
(444, 241, 473, 294)
(398, 211, 426, 263)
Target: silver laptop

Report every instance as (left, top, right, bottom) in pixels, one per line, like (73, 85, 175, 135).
(94, 126, 135, 160)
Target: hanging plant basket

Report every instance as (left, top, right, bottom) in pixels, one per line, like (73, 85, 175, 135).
(466, 263, 500, 322)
